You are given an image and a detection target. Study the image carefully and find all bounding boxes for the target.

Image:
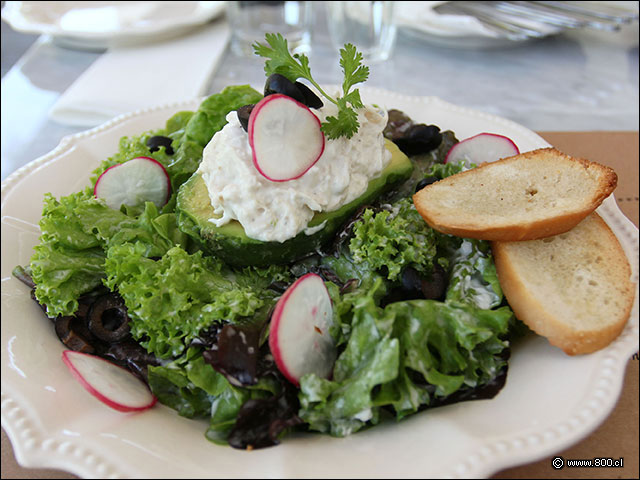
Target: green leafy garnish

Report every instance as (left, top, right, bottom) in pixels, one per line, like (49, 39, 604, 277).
(253, 33, 369, 140)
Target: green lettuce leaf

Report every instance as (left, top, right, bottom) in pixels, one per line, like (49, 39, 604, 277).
(167, 85, 263, 188)
(29, 190, 188, 317)
(30, 244, 106, 318)
(148, 347, 281, 446)
(30, 190, 107, 317)
(104, 244, 287, 358)
(348, 198, 440, 281)
(299, 281, 399, 436)
(147, 360, 213, 419)
(147, 346, 253, 423)
(379, 299, 511, 419)
(298, 274, 513, 435)
(444, 238, 503, 309)
(205, 383, 255, 445)
(428, 158, 470, 179)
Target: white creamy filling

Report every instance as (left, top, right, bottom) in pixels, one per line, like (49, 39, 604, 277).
(197, 102, 391, 242)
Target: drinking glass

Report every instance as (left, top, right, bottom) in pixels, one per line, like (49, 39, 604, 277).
(227, 1, 312, 58)
(326, 1, 397, 62)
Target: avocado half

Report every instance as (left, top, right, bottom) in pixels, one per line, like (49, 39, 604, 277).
(176, 139, 413, 266)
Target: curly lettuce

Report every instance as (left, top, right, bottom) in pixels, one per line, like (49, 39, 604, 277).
(104, 244, 289, 358)
(29, 86, 264, 319)
(30, 189, 183, 317)
(348, 198, 440, 281)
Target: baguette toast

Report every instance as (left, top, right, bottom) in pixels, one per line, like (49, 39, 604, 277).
(492, 213, 635, 355)
(413, 148, 617, 241)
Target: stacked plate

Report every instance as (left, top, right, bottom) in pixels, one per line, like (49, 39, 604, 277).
(1, 1, 226, 50)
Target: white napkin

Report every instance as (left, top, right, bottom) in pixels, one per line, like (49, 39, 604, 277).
(49, 20, 229, 127)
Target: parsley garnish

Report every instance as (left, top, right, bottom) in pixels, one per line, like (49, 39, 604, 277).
(253, 33, 369, 140)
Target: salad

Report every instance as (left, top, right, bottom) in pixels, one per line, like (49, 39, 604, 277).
(12, 34, 526, 450)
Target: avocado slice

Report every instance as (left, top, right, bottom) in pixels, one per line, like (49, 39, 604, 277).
(176, 139, 413, 266)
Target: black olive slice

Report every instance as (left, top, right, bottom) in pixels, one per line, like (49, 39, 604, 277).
(379, 266, 423, 306)
(400, 266, 424, 298)
(294, 81, 324, 109)
(264, 73, 306, 104)
(381, 263, 449, 306)
(55, 316, 95, 354)
(104, 340, 160, 383)
(393, 124, 443, 156)
(87, 293, 131, 343)
(236, 104, 255, 132)
(421, 263, 448, 301)
(76, 288, 106, 319)
(146, 135, 174, 155)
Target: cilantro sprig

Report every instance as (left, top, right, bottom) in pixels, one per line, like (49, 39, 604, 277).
(253, 33, 369, 140)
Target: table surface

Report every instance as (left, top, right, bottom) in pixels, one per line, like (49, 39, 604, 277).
(2, 2, 639, 181)
(1, 1, 638, 479)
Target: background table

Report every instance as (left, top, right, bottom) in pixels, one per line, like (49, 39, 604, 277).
(2, 2, 639, 180)
(2, 2, 638, 478)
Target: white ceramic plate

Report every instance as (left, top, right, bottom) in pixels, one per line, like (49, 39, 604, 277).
(1, 1, 226, 51)
(2, 87, 638, 479)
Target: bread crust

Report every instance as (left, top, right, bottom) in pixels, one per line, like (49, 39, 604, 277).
(413, 148, 618, 241)
(492, 213, 635, 355)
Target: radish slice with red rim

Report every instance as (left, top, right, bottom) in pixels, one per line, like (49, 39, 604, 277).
(94, 156, 171, 210)
(248, 94, 325, 182)
(62, 350, 157, 413)
(445, 133, 519, 169)
(269, 273, 336, 386)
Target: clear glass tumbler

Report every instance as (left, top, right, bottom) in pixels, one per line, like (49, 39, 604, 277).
(326, 1, 397, 62)
(227, 1, 313, 58)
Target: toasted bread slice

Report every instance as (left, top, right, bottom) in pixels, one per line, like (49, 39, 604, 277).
(413, 148, 617, 241)
(492, 213, 635, 355)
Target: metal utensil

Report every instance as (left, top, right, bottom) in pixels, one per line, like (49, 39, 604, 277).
(433, 1, 639, 40)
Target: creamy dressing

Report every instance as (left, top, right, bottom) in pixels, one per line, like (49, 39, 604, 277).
(450, 239, 500, 310)
(196, 102, 391, 242)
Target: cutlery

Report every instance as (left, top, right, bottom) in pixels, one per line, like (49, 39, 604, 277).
(434, 1, 639, 40)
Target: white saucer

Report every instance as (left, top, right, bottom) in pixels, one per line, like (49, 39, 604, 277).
(1, 1, 226, 51)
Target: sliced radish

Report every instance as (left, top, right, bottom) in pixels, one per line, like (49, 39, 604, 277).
(445, 133, 519, 168)
(94, 156, 171, 210)
(248, 93, 325, 182)
(62, 350, 157, 413)
(269, 273, 336, 386)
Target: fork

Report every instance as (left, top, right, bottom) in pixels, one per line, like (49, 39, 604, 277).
(434, 1, 639, 41)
